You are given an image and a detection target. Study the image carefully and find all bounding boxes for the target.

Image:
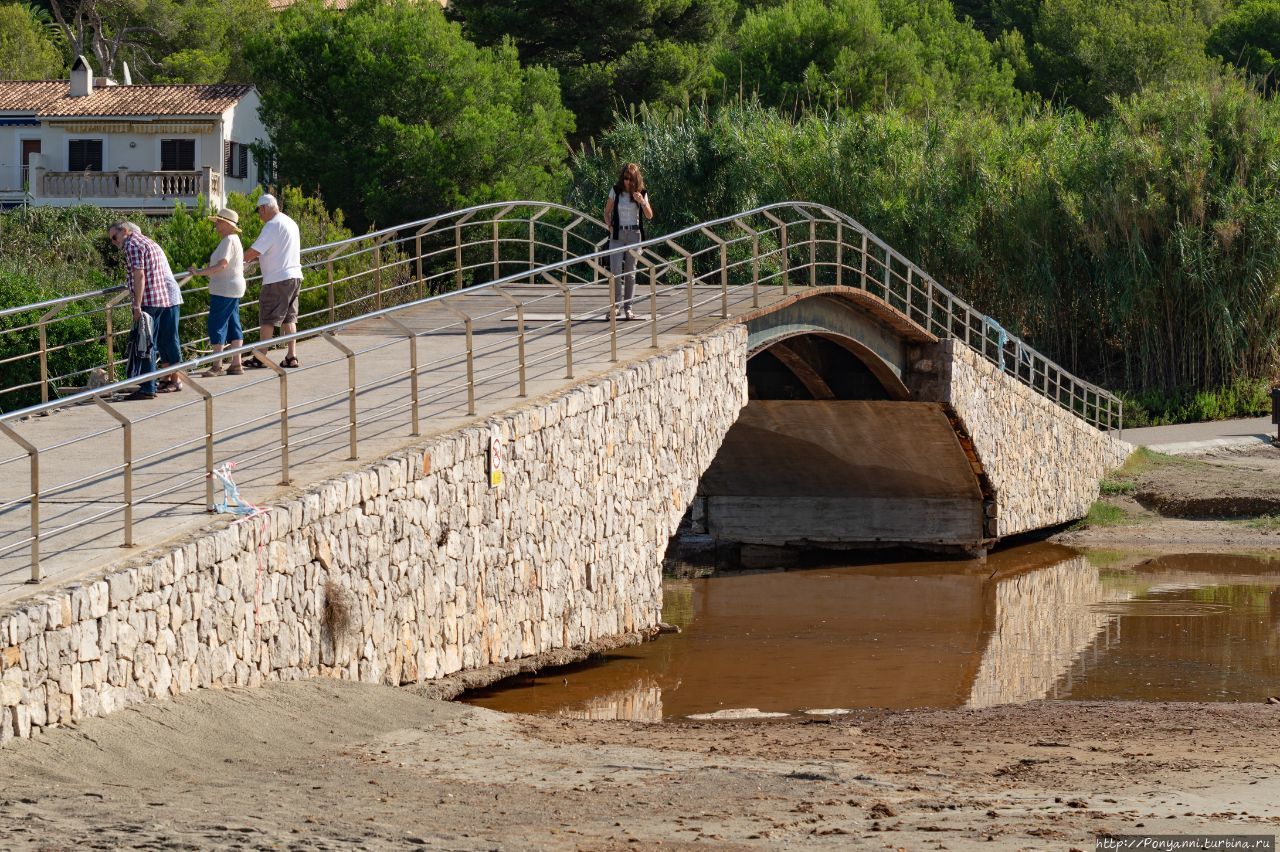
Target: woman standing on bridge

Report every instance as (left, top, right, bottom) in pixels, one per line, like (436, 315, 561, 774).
(604, 163, 653, 321)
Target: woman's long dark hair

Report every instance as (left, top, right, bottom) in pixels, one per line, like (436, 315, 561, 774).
(614, 162, 645, 195)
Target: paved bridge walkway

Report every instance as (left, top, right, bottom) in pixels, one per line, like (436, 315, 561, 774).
(0, 200, 1123, 613)
(0, 282, 787, 607)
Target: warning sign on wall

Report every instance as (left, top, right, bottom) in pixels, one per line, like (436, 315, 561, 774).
(488, 425, 505, 487)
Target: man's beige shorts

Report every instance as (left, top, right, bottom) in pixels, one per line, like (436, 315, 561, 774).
(259, 278, 301, 326)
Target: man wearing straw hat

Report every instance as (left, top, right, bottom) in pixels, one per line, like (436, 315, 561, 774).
(187, 207, 247, 376)
(242, 193, 303, 369)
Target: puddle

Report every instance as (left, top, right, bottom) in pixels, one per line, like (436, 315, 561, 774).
(462, 545, 1280, 721)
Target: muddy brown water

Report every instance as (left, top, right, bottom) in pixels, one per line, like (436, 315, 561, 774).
(463, 544, 1280, 721)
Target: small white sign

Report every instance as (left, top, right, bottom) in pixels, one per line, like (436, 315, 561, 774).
(488, 426, 505, 487)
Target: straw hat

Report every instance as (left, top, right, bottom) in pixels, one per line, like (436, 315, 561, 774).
(208, 207, 242, 232)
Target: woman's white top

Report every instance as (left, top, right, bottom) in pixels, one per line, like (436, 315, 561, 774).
(208, 235, 246, 298)
(609, 188, 642, 227)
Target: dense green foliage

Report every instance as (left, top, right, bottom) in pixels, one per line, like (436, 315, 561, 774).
(1029, 0, 1217, 114)
(722, 0, 1024, 113)
(0, 3, 65, 79)
(570, 78, 1280, 395)
(1208, 0, 1280, 89)
(244, 0, 574, 229)
(447, 0, 735, 139)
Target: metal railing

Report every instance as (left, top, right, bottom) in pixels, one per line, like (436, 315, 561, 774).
(0, 200, 1122, 584)
(0, 201, 635, 410)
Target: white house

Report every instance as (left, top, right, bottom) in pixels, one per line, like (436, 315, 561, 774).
(0, 56, 269, 211)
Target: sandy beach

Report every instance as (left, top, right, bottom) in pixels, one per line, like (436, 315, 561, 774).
(1, 678, 1278, 850)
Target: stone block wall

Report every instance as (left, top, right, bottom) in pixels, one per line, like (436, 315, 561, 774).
(0, 327, 748, 743)
(930, 340, 1131, 536)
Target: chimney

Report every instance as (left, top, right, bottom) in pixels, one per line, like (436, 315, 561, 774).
(122, 62, 132, 86)
(70, 55, 93, 97)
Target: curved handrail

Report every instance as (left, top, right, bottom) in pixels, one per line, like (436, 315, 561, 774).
(1, 198, 1119, 422)
(0, 198, 1122, 583)
(0, 199, 657, 408)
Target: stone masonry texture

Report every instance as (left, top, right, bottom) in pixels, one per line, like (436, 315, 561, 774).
(935, 340, 1131, 536)
(0, 327, 749, 744)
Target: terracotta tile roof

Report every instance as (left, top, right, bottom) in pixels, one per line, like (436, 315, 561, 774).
(0, 81, 69, 112)
(37, 84, 253, 118)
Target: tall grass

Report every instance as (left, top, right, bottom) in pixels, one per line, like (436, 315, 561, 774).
(572, 75, 1280, 397)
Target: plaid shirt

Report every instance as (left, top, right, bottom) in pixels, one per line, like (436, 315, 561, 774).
(123, 232, 182, 308)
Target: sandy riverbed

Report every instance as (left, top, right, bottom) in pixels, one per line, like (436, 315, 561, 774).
(1, 679, 1278, 850)
(1054, 442, 1280, 550)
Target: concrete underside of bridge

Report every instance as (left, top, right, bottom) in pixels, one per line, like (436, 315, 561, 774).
(698, 400, 986, 553)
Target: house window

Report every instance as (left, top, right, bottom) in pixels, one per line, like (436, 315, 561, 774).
(68, 139, 103, 172)
(253, 147, 275, 186)
(224, 141, 250, 179)
(160, 139, 196, 172)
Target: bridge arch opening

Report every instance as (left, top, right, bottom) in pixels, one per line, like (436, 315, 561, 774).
(747, 333, 905, 402)
(685, 310, 989, 561)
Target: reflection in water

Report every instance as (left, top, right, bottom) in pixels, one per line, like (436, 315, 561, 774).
(966, 557, 1128, 709)
(463, 547, 1280, 721)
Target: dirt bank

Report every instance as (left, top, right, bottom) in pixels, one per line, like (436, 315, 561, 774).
(0, 679, 1277, 850)
(1054, 442, 1280, 550)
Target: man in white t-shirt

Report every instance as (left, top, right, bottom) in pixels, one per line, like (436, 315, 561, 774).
(243, 193, 304, 368)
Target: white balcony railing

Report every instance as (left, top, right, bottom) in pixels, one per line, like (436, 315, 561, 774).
(36, 167, 222, 202)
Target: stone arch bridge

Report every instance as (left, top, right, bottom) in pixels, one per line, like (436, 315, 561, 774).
(0, 200, 1128, 742)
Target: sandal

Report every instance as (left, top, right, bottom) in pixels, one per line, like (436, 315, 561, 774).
(226, 364, 244, 376)
(200, 364, 225, 378)
(281, 355, 300, 369)
(158, 380, 183, 393)
(243, 355, 267, 369)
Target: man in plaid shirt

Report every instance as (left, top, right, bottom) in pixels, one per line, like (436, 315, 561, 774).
(109, 222, 184, 399)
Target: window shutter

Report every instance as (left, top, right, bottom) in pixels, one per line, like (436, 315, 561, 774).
(69, 140, 102, 172)
(162, 139, 195, 171)
(238, 144, 248, 179)
(224, 141, 232, 174)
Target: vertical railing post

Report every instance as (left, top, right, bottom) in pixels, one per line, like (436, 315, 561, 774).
(454, 223, 465, 291)
(322, 334, 358, 459)
(415, 232, 425, 300)
(441, 302, 476, 414)
(92, 395, 133, 548)
(37, 304, 64, 404)
(780, 222, 789, 294)
(493, 219, 501, 281)
(0, 420, 41, 583)
(381, 315, 420, 435)
(415, 219, 439, 299)
(587, 258, 617, 362)
(488, 290, 527, 398)
(103, 291, 130, 381)
(326, 259, 335, 324)
(373, 238, 384, 312)
(761, 211, 788, 296)
(647, 259, 659, 349)
(183, 374, 215, 512)
(860, 233, 868, 291)
(884, 245, 893, 307)
(699, 226, 728, 318)
(836, 222, 844, 288)
(542, 272, 573, 379)
(809, 217, 817, 287)
(735, 220, 760, 309)
(253, 350, 290, 484)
